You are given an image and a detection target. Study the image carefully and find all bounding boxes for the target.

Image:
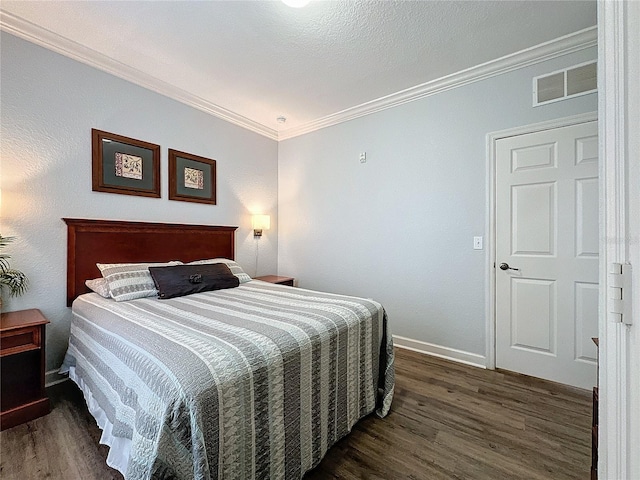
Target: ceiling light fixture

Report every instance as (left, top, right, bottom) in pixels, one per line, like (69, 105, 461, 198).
(276, 116, 287, 124)
(281, 0, 310, 8)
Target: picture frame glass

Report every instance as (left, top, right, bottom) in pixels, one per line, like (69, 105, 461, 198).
(92, 128, 161, 198)
(102, 139, 156, 191)
(175, 156, 213, 199)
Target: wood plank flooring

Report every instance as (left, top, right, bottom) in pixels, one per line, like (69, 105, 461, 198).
(0, 348, 592, 479)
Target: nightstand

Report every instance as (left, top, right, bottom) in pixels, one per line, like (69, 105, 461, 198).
(254, 275, 295, 287)
(1, 309, 50, 430)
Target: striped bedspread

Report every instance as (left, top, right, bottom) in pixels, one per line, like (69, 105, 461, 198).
(65, 281, 395, 480)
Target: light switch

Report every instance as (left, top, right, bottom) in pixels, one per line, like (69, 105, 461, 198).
(473, 236, 483, 250)
(359, 152, 367, 163)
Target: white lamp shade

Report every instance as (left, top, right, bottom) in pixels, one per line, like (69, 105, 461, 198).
(252, 215, 270, 231)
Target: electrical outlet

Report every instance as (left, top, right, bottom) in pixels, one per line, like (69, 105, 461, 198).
(473, 236, 483, 250)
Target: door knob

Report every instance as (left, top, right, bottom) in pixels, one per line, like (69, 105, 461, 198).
(499, 262, 520, 271)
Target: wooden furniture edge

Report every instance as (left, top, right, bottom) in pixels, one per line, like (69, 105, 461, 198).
(254, 275, 295, 286)
(0, 309, 49, 330)
(0, 398, 50, 431)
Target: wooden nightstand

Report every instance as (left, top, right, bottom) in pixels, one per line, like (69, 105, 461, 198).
(1, 309, 50, 430)
(254, 275, 295, 287)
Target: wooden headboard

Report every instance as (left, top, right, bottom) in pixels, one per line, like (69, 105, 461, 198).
(64, 218, 237, 306)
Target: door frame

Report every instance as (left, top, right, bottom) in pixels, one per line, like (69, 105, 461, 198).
(485, 111, 598, 370)
(598, 1, 638, 477)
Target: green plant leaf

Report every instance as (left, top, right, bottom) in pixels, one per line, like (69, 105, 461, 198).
(0, 235, 28, 297)
(0, 269, 29, 297)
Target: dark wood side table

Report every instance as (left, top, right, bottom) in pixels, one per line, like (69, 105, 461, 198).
(1, 308, 50, 430)
(254, 275, 295, 287)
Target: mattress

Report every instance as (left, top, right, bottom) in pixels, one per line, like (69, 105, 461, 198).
(63, 280, 395, 480)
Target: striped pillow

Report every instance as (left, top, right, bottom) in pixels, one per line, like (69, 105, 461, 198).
(97, 261, 182, 302)
(187, 258, 251, 283)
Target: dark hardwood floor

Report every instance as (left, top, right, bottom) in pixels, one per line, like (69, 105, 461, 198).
(0, 348, 592, 479)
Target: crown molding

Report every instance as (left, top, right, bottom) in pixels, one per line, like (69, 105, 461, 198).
(1, 9, 595, 143)
(277, 26, 597, 140)
(0, 10, 279, 141)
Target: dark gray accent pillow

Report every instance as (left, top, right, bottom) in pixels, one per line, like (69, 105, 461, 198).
(148, 263, 240, 299)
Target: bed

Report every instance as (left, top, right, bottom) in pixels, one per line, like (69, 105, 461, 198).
(61, 219, 395, 480)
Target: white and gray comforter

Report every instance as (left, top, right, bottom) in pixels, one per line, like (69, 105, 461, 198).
(64, 281, 395, 480)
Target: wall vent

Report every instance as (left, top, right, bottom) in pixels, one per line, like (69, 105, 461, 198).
(533, 61, 597, 106)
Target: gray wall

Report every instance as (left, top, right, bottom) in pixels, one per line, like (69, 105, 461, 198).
(278, 47, 598, 359)
(0, 33, 279, 371)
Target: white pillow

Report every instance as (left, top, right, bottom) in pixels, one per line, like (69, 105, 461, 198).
(85, 278, 111, 298)
(97, 261, 182, 302)
(187, 258, 251, 284)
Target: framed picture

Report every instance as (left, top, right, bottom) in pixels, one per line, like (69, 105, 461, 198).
(168, 149, 217, 205)
(92, 129, 160, 198)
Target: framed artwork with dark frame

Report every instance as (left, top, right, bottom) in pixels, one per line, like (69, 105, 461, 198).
(91, 129, 161, 198)
(168, 149, 217, 205)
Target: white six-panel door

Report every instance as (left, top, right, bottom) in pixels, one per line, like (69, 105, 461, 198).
(495, 121, 598, 389)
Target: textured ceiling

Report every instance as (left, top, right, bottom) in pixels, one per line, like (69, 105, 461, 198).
(1, 1, 596, 136)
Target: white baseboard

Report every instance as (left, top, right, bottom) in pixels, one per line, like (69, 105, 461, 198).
(393, 335, 487, 369)
(45, 369, 69, 388)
